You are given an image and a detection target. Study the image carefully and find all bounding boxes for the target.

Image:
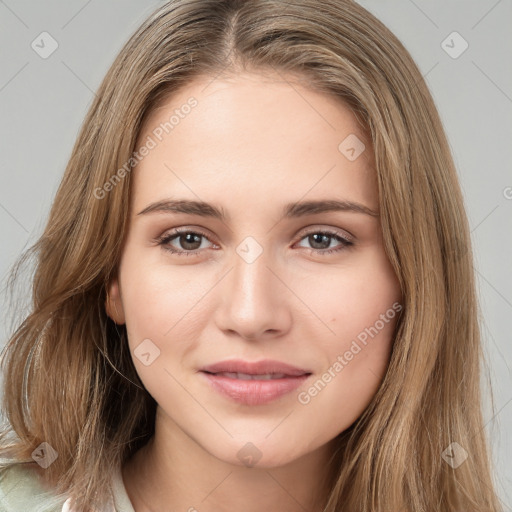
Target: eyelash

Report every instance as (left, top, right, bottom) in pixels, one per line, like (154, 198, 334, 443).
(154, 227, 354, 258)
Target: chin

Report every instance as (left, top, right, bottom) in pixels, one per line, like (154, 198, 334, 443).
(205, 437, 307, 470)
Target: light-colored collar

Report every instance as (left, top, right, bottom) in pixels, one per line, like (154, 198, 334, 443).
(61, 464, 135, 512)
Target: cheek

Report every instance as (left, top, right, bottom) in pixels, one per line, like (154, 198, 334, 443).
(121, 270, 168, 340)
(119, 251, 201, 333)
(296, 246, 401, 344)
(117, 257, 201, 367)
(292, 318, 397, 454)
(294, 249, 400, 410)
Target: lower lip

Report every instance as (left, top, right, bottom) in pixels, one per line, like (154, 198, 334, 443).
(200, 372, 310, 405)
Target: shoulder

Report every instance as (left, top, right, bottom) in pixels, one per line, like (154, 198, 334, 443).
(0, 461, 67, 512)
(0, 461, 134, 512)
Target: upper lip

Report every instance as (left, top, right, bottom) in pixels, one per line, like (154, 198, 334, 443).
(200, 359, 311, 376)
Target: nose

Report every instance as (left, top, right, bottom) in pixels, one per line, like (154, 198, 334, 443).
(213, 240, 292, 341)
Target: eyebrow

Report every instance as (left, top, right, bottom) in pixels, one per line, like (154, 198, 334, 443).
(137, 198, 379, 220)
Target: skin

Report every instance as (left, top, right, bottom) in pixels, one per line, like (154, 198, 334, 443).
(106, 70, 402, 511)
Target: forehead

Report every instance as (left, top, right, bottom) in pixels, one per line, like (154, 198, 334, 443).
(140, 71, 369, 147)
(131, 71, 377, 214)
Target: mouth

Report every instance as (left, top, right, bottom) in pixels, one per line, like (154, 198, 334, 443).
(203, 371, 297, 380)
(199, 359, 312, 405)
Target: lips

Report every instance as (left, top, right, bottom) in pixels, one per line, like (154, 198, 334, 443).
(211, 372, 288, 380)
(200, 359, 310, 377)
(199, 359, 312, 406)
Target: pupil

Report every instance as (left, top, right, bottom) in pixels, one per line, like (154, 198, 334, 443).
(182, 233, 201, 250)
(311, 233, 329, 249)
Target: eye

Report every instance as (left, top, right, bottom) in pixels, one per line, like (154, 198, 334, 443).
(155, 227, 354, 257)
(155, 227, 216, 257)
(294, 229, 354, 256)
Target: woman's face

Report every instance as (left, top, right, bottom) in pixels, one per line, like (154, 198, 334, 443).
(107, 70, 402, 468)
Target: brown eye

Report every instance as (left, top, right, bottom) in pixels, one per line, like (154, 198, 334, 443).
(295, 230, 354, 256)
(156, 228, 215, 257)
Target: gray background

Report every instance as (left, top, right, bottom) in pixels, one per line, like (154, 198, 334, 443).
(1, 0, 511, 508)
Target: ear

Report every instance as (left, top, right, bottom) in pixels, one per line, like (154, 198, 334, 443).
(105, 279, 126, 325)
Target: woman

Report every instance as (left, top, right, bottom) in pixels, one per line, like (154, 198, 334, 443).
(0, 0, 502, 510)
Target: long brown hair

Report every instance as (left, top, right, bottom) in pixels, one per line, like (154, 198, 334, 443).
(0, 1, 502, 510)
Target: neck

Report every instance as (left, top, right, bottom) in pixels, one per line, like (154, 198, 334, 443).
(122, 411, 337, 511)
